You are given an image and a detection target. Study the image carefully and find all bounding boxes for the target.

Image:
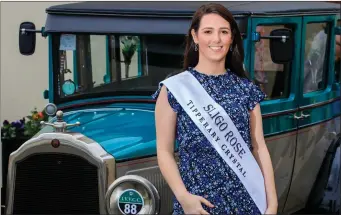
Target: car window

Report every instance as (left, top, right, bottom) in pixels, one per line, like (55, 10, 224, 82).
(303, 22, 330, 93)
(335, 19, 341, 83)
(253, 24, 293, 100)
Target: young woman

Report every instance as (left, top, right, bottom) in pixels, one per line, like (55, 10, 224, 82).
(153, 3, 278, 215)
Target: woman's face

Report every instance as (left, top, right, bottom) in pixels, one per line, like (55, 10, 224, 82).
(191, 13, 233, 63)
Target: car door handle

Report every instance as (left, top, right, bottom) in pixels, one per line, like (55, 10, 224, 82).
(293, 112, 303, 119)
(301, 111, 310, 118)
(288, 112, 303, 119)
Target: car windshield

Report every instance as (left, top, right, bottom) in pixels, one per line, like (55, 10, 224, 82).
(52, 34, 185, 102)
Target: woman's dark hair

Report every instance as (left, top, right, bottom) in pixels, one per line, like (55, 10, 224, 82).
(183, 3, 248, 79)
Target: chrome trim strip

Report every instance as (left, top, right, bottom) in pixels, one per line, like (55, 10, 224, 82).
(60, 108, 155, 116)
(299, 97, 341, 111)
(5, 132, 115, 215)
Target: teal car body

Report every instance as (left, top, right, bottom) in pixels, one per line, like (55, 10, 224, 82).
(4, 2, 341, 215)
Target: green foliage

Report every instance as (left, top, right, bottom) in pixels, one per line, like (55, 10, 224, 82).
(1, 107, 48, 140)
(24, 107, 49, 137)
(121, 36, 139, 65)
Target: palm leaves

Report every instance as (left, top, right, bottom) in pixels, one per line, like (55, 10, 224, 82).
(121, 36, 140, 78)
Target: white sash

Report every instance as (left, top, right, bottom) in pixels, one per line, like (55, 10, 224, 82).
(161, 71, 267, 213)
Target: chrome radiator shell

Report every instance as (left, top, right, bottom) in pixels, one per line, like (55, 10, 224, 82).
(5, 132, 115, 215)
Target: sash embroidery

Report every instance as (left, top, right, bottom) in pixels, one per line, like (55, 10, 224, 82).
(161, 71, 267, 214)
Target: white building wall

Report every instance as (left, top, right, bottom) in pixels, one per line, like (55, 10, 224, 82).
(0, 2, 69, 123)
(0, 1, 77, 191)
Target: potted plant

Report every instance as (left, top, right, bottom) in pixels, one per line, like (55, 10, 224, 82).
(23, 107, 49, 137)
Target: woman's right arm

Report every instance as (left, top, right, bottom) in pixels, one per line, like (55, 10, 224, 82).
(154, 86, 188, 200)
(154, 86, 214, 214)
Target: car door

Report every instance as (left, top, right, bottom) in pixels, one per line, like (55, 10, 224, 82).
(283, 15, 341, 213)
(249, 16, 302, 213)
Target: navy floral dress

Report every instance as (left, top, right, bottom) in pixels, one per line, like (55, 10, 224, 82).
(152, 67, 266, 215)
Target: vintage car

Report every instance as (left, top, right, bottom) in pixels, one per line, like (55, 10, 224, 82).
(3, 1, 341, 214)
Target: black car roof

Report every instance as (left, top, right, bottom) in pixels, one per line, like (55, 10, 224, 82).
(44, 1, 340, 34)
(46, 1, 340, 17)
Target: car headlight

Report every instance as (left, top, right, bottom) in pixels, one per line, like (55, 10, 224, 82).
(105, 175, 160, 215)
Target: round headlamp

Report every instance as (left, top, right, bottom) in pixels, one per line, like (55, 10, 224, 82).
(44, 103, 58, 116)
(105, 175, 160, 215)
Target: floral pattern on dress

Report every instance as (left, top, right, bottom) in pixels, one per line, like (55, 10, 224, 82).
(152, 67, 266, 215)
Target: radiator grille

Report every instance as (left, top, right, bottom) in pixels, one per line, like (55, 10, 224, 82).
(126, 167, 173, 214)
(13, 153, 99, 214)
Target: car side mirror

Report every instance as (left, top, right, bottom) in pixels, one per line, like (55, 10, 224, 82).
(269, 28, 294, 64)
(19, 22, 36, 55)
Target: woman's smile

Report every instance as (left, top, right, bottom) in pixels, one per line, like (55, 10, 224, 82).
(209, 45, 224, 52)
